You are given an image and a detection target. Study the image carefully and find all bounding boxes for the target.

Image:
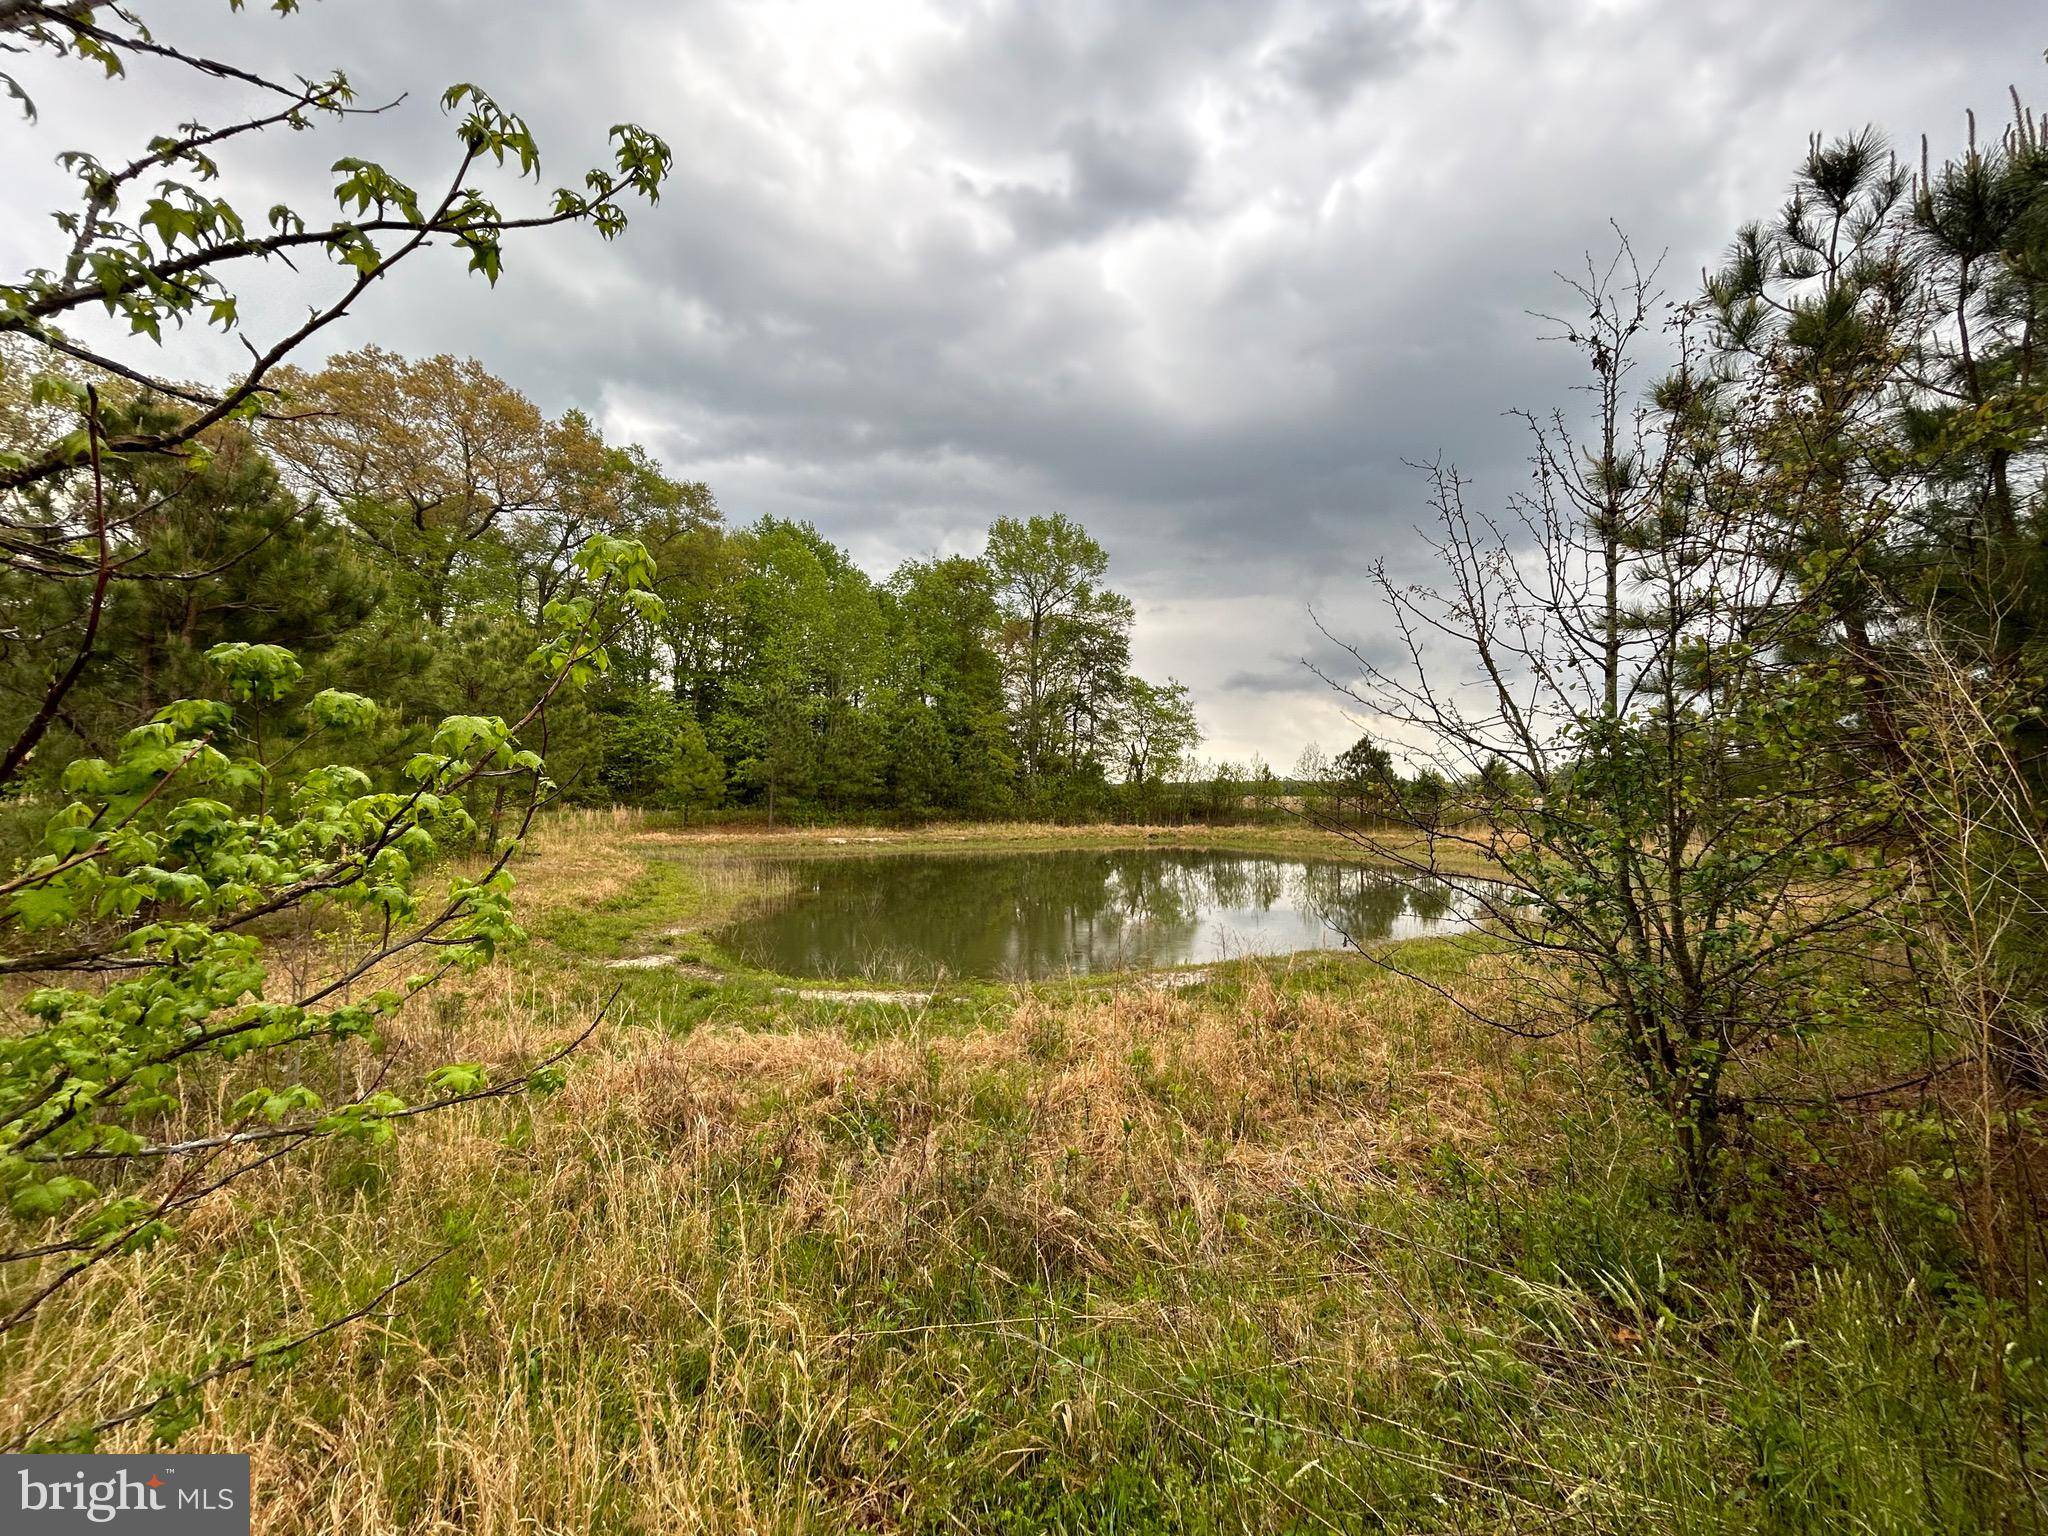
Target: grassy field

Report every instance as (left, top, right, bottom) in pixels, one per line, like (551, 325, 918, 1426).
(1, 811, 2038, 1532)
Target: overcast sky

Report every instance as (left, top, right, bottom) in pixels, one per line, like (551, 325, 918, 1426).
(4, 2, 2042, 765)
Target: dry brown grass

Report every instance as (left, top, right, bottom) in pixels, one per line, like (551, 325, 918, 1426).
(618, 813, 1507, 880)
(10, 815, 2024, 1531)
(0, 811, 1555, 1532)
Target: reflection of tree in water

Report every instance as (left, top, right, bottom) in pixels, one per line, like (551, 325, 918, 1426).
(1102, 851, 1312, 936)
(727, 851, 1200, 980)
(1300, 863, 1480, 943)
(1405, 877, 1459, 923)
(714, 849, 1487, 981)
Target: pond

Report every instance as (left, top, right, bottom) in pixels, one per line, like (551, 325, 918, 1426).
(707, 846, 1487, 982)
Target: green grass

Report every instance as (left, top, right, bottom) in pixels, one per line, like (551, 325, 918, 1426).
(2, 812, 2040, 1532)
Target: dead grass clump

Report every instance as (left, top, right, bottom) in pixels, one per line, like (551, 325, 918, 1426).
(500, 808, 657, 917)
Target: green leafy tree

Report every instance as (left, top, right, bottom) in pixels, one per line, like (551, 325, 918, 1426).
(715, 518, 888, 817)
(986, 513, 1134, 804)
(267, 349, 693, 629)
(592, 687, 723, 817)
(951, 704, 1019, 819)
(1332, 733, 1394, 824)
(1114, 676, 1200, 818)
(886, 702, 954, 817)
(666, 713, 725, 821)
(884, 554, 1013, 815)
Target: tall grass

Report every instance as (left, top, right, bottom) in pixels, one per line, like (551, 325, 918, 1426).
(0, 814, 2038, 1531)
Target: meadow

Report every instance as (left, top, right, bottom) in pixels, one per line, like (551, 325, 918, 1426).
(2, 811, 2031, 1533)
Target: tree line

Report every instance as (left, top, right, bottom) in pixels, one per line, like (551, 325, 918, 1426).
(1, 340, 1205, 824)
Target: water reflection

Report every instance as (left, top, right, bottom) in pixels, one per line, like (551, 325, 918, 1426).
(707, 848, 1487, 982)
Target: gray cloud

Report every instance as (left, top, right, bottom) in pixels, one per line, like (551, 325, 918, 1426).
(1267, 3, 1431, 111)
(4, 0, 2042, 763)
(1223, 667, 1326, 697)
(977, 118, 1204, 245)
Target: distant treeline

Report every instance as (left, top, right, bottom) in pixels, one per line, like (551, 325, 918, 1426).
(0, 345, 1215, 823)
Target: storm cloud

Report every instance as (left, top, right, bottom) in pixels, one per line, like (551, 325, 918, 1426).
(3, 0, 2041, 762)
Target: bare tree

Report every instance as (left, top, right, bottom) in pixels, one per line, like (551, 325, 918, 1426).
(1315, 242, 1895, 1207)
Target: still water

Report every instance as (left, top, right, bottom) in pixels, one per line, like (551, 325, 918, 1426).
(708, 847, 1486, 982)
